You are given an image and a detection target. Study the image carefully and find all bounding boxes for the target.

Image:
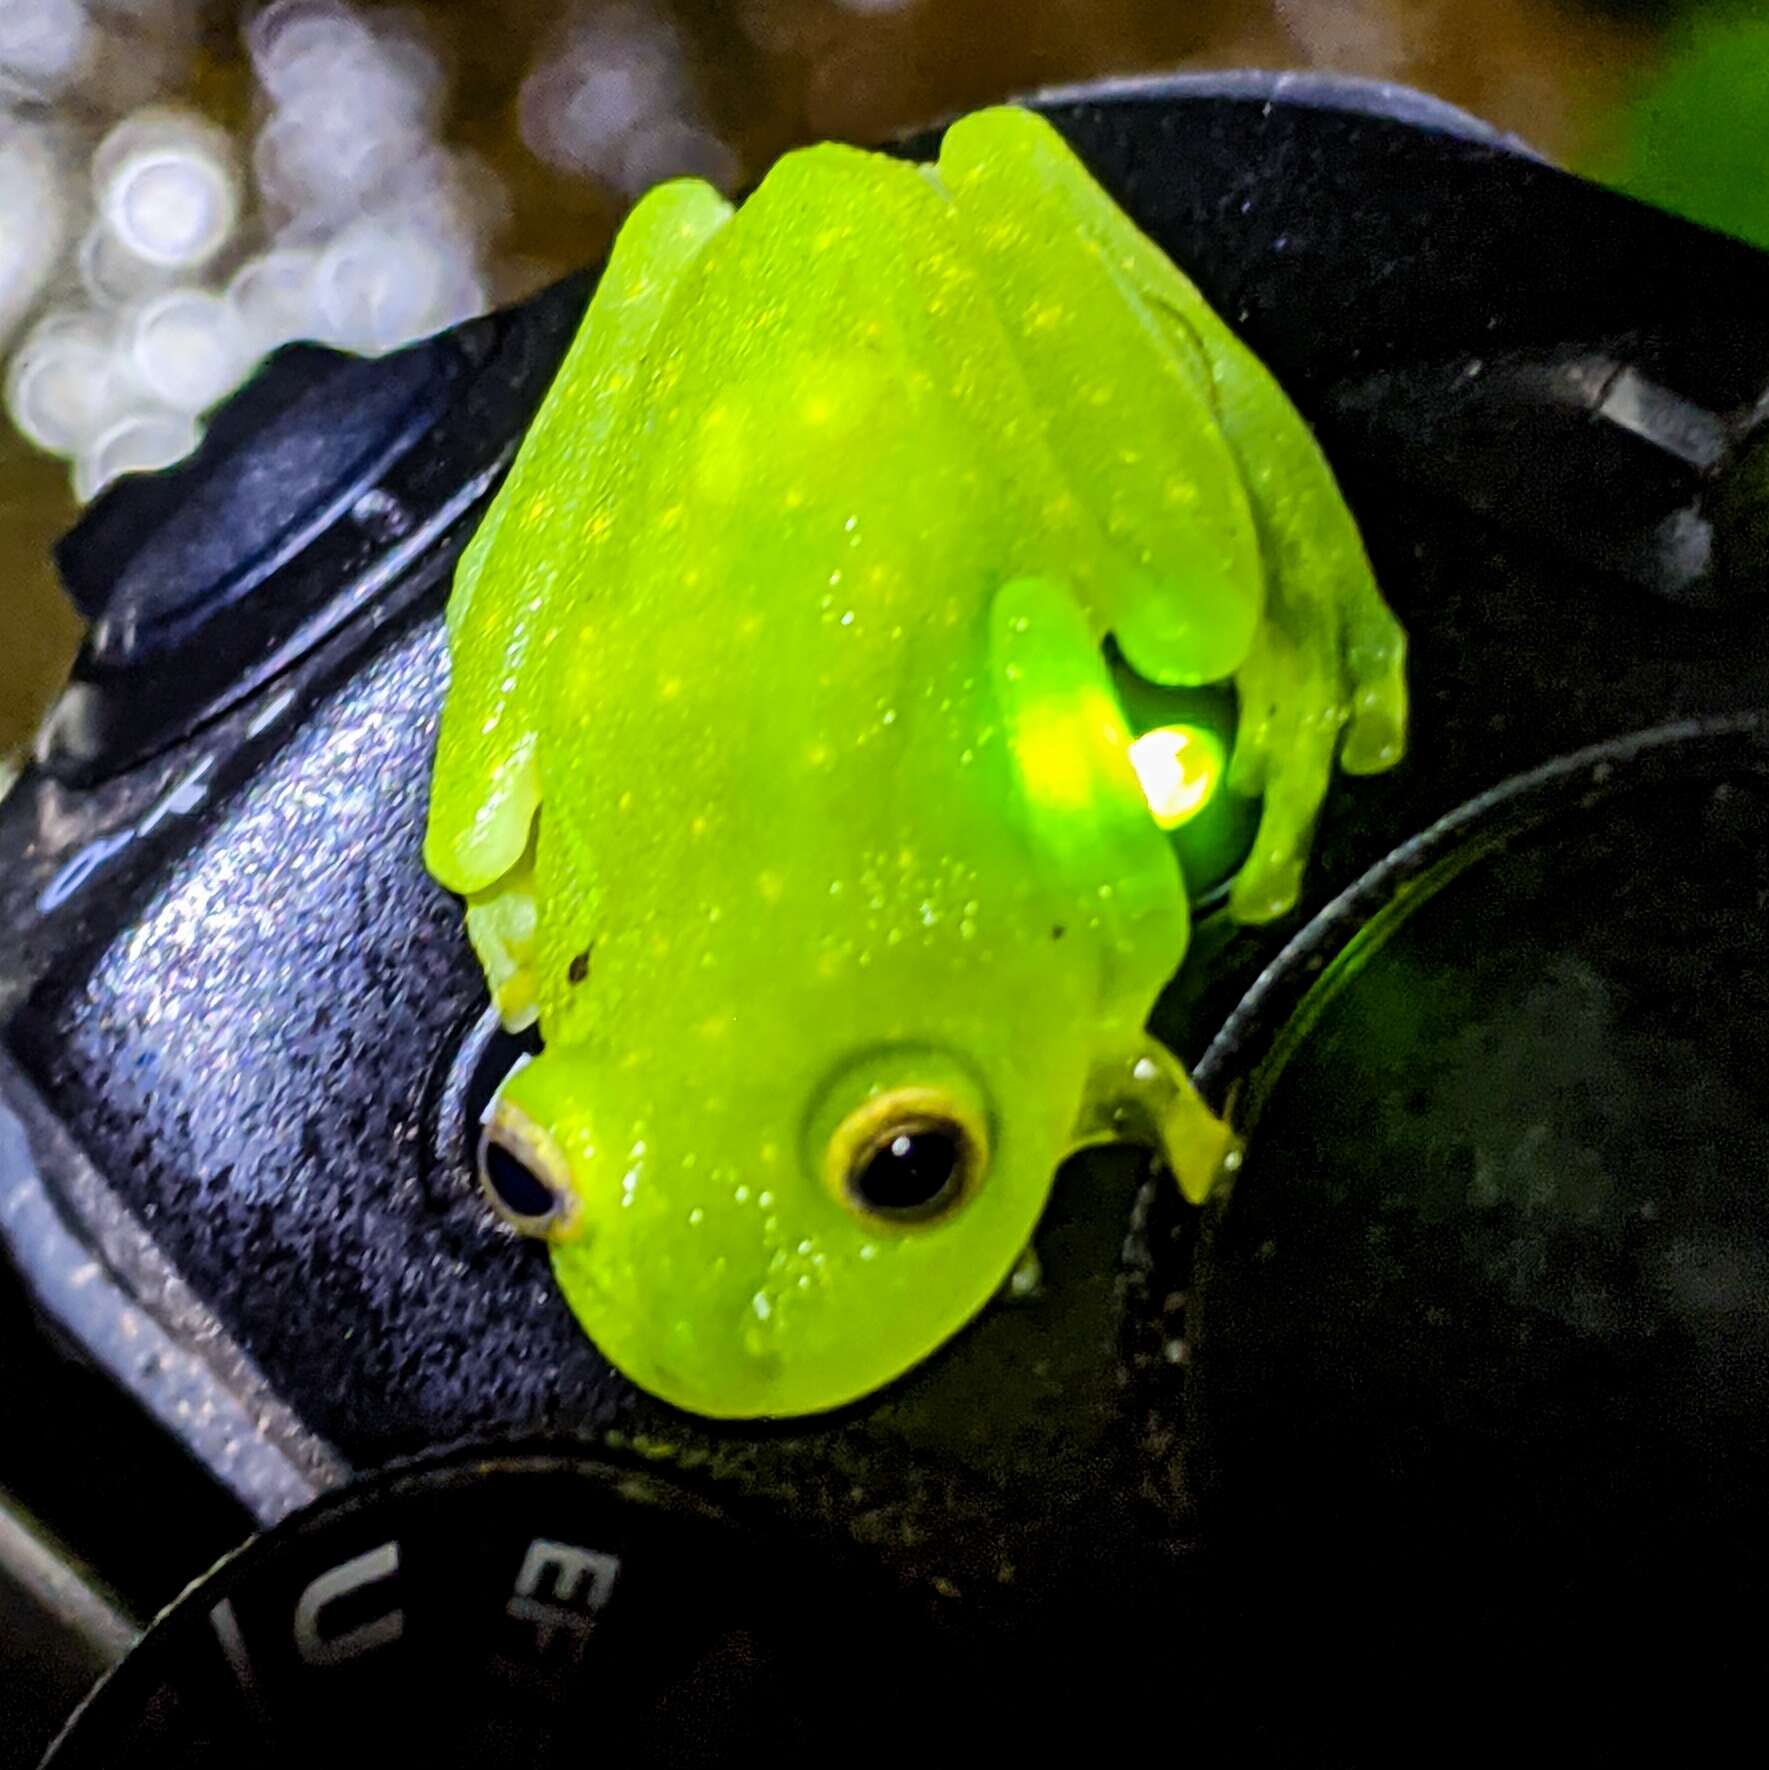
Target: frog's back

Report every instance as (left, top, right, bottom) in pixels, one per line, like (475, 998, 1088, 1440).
(530, 147, 1108, 1050)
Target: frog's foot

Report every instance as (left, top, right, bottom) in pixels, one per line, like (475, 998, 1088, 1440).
(1071, 1036, 1239, 1205)
(1338, 571, 1409, 777)
(463, 818, 541, 1032)
(989, 577, 1187, 1029)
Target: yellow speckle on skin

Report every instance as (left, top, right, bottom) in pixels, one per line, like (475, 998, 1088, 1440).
(784, 486, 806, 510)
(525, 494, 553, 524)
(1084, 382, 1115, 407)
(603, 370, 629, 394)
(1044, 492, 1077, 523)
(806, 741, 833, 769)
(980, 218, 1020, 250)
(660, 676, 682, 700)
(697, 1013, 731, 1040)
(1024, 300, 1068, 332)
(581, 510, 613, 542)
(758, 870, 786, 903)
(814, 225, 851, 250)
(759, 1140, 781, 1166)
(737, 613, 762, 639)
(817, 948, 845, 980)
(1163, 476, 1198, 507)
(690, 814, 709, 837)
(657, 504, 683, 530)
(618, 790, 635, 812)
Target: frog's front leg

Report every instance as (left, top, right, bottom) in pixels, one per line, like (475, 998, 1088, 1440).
(426, 178, 733, 899)
(1071, 1039, 1238, 1205)
(990, 577, 1236, 1203)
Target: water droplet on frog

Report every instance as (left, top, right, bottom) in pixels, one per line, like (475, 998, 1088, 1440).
(734, 1184, 751, 1204)
(688, 1206, 705, 1226)
(759, 1190, 775, 1209)
(840, 610, 855, 626)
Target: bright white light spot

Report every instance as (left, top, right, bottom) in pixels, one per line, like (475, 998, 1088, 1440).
(73, 408, 201, 504)
(5, 310, 135, 455)
(96, 109, 240, 269)
(226, 248, 321, 352)
(0, 122, 68, 345)
(1128, 725, 1226, 829)
(126, 288, 250, 413)
(0, 0, 93, 99)
(313, 218, 472, 355)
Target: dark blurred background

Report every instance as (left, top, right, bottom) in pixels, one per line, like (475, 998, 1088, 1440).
(0, 0, 1759, 759)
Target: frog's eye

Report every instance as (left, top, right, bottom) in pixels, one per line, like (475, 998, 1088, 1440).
(825, 1087, 989, 1229)
(477, 1105, 577, 1239)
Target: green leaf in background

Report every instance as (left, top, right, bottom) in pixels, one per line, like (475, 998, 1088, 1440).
(1598, 2, 1769, 250)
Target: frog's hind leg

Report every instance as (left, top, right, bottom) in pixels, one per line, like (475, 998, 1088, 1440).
(940, 105, 1408, 924)
(990, 575, 1237, 1200)
(937, 110, 1265, 689)
(988, 576, 1186, 1035)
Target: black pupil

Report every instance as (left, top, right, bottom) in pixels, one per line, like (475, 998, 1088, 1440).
(482, 1136, 557, 1221)
(851, 1124, 964, 1217)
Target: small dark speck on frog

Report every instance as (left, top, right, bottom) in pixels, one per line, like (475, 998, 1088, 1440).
(1051, 924, 1066, 941)
(568, 948, 593, 984)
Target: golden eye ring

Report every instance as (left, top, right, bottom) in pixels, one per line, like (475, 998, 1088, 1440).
(478, 1102, 579, 1240)
(823, 1086, 989, 1229)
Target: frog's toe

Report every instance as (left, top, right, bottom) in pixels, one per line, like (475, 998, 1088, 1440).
(463, 821, 542, 1031)
(1338, 633, 1410, 776)
(1227, 708, 1338, 924)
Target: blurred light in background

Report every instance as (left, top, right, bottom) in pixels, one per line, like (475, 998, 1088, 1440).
(520, 2, 735, 197)
(2, 0, 507, 503)
(0, 120, 71, 346)
(0, 0, 95, 103)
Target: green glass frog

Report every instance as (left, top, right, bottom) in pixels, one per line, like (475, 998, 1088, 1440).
(426, 105, 1407, 1419)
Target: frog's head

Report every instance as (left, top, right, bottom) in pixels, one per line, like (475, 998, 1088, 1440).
(476, 1025, 1086, 1419)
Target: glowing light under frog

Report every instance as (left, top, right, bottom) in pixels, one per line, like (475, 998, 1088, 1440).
(1129, 724, 1225, 829)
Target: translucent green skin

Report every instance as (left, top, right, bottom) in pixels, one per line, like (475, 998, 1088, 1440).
(425, 106, 1407, 1419)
